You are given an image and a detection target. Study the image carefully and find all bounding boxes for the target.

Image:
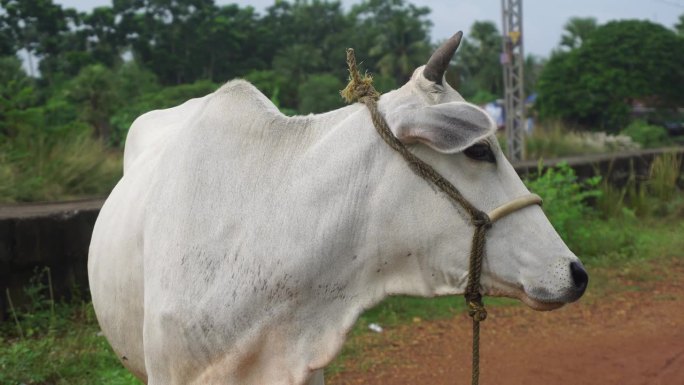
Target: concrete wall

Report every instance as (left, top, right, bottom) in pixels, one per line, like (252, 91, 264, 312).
(1, 147, 683, 320)
(515, 147, 684, 187)
(0, 200, 104, 321)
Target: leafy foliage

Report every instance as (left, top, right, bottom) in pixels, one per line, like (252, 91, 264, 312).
(1, 2, 681, 202)
(537, 20, 684, 131)
(620, 120, 670, 148)
(559, 17, 597, 50)
(525, 162, 602, 246)
(675, 13, 684, 36)
(455, 21, 502, 98)
(297, 74, 345, 114)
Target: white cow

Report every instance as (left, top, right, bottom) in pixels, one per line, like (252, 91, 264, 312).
(89, 34, 587, 385)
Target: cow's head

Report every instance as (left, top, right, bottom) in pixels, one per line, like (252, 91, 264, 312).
(370, 32, 587, 310)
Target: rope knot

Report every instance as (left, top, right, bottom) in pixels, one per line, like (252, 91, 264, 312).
(467, 297, 488, 322)
(340, 48, 380, 104)
(472, 211, 492, 229)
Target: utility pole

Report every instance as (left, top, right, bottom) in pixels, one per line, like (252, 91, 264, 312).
(501, 0, 525, 161)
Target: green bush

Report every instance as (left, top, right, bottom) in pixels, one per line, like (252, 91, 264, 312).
(468, 90, 498, 105)
(525, 162, 602, 247)
(620, 120, 670, 148)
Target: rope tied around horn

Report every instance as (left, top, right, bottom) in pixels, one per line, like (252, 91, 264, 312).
(340, 48, 380, 104)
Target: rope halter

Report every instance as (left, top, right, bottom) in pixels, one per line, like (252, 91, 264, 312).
(341, 48, 542, 385)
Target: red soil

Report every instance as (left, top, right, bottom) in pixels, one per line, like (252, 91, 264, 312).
(329, 259, 684, 385)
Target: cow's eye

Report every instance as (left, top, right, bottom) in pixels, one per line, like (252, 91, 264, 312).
(464, 143, 495, 163)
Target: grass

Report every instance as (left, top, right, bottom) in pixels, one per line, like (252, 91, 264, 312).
(0, 127, 122, 203)
(0, 269, 140, 385)
(502, 120, 641, 159)
(0, 321, 140, 385)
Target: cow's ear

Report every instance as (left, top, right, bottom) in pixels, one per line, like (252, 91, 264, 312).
(393, 102, 496, 154)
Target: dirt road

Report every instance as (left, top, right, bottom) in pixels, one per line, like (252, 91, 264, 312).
(329, 258, 684, 385)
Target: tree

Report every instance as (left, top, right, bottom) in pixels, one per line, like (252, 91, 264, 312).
(675, 14, 684, 36)
(263, 0, 351, 72)
(0, 11, 15, 56)
(537, 20, 684, 131)
(349, 0, 432, 85)
(79, 6, 125, 69)
(0, 56, 37, 137)
(114, 0, 217, 85)
(0, 0, 80, 79)
(455, 21, 502, 98)
(272, 43, 325, 108)
(114, 0, 266, 85)
(559, 17, 597, 50)
(524, 54, 545, 93)
(65, 64, 120, 141)
(297, 73, 344, 114)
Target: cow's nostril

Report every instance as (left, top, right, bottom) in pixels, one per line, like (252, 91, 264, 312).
(570, 261, 588, 294)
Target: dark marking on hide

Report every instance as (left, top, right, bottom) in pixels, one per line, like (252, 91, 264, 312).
(196, 250, 219, 284)
(186, 317, 214, 360)
(376, 269, 381, 273)
(200, 315, 214, 336)
(352, 255, 358, 261)
(407, 252, 412, 257)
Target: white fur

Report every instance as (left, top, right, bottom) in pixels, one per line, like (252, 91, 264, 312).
(89, 66, 583, 385)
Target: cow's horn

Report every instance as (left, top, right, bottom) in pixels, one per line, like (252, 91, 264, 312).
(423, 31, 463, 85)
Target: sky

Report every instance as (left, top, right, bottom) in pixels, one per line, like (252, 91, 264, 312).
(54, 0, 684, 58)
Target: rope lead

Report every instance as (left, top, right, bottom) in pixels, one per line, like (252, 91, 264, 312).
(341, 48, 487, 385)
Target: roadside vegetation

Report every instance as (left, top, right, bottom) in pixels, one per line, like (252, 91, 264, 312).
(1, 0, 683, 202)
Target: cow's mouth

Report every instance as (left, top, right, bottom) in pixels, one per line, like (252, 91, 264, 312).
(483, 279, 566, 311)
(519, 295, 565, 311)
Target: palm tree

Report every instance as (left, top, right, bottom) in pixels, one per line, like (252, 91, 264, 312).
(560, 17, 598, 50)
